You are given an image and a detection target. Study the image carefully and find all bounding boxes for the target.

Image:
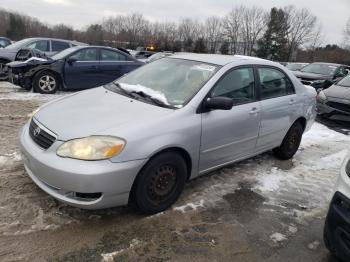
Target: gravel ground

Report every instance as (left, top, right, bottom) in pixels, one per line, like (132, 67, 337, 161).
(0, 82, 348, 262)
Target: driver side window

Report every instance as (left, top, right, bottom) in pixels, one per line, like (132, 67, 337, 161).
(26, 40, 49, 52)
(211, 67, 255, 105)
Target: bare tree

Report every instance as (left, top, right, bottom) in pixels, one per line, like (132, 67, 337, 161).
(241, 7, 268, 56)
(284, 6, 317, 61)
(344, 17, 350, 49)
(178, 18, 202, 51)
(124, 13, 149, 48)
(306, 23, 325, 61)
(222, 6, 244, 54)
(204, 16, 223, 53)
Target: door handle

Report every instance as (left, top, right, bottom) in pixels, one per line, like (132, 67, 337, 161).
(89, 65, 98, 70)
(249, 107, 259, 115)
(289, 99, 295, 105)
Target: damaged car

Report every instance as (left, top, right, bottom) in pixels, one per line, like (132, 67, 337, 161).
(317, 74, 350, 121)
(293, 62, 350, 89)
(0, 37, 86, 80)
(8, 46, 144, 93)
(20, 54, 316, 214)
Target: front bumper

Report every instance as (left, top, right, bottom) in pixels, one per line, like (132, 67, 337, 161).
(317, 101, 350, 121)
(8, 68, 32, 90)
(20, 124, 147, 209)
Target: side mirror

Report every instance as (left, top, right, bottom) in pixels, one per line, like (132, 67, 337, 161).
(204, 97, 234, 111)
(67, 57, 77, 65)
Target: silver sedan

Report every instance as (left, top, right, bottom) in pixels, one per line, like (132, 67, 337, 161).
(20, 54, 317, 214)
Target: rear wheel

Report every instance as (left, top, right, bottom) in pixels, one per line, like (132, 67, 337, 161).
(132, 152, 187, 214)
(0, 59, 9, 81)
(33, 71, 59, 94)
(273, 121, 303, 160)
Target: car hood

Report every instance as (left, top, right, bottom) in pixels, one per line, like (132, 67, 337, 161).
(293, 71, 330, 80)
(7, 57, 54, 68)
(35, 87, 174, 141)
(324, 84, 350, 101)
(0, 48, 18, 60)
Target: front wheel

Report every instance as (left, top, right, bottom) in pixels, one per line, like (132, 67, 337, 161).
(132, 152, 187, 214)
(273, 121, 303, 160)
(33, 71, 59, 94)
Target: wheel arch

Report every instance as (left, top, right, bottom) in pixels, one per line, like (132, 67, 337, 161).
(33, 69, 64, 90)
(128, 146, 193, 204)
(294, 116, 307, 132)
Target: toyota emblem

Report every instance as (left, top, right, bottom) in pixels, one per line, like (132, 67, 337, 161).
(33, 126, 41, 137)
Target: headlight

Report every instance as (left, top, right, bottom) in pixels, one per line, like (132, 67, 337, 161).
(57, 136, 125, 160)
(346, 158, 350, 176)
(316, 90, 327, 103)
(313, 80, 325, 84)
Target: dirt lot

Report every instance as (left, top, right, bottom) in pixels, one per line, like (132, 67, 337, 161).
(0, 82, 349, 261)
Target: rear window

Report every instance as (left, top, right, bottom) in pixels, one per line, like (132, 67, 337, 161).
(52, 41, 70, 52)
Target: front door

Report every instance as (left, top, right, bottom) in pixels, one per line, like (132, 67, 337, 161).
(64, 48, 100, 89)
(200, 67, 261, 173)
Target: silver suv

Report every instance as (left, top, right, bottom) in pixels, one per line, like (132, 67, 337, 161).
(0, 37, 87, 80)
(20, 54, 317, 214)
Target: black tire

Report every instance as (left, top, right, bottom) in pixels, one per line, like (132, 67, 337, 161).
(0, 59, 10, 81)
(273, 121, 303, 160)
(33, 71, 59, 94)
(132, 152, 187, 214)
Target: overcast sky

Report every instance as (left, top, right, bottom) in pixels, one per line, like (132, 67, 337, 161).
(0, 0, 349, 44)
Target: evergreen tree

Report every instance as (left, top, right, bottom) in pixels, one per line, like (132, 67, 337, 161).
(256, 7, 289, 61)
(193, 38, 207, 53)
(220, 41, 229, 54)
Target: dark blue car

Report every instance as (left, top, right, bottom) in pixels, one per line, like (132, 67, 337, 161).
(7, 46, 144, 94)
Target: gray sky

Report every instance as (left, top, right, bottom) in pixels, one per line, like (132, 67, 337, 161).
(1, 0, 349, 44)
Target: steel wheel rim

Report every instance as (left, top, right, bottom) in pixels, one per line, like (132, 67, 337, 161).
(39, 75, 56, 92)
(147, 164, 177, 204)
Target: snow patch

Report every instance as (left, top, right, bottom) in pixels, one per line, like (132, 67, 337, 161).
(101, 238, 142, 261)
(0, 152, 21, 166)
(173, 199, 205, 213)
(119, 83, 170, 105)
(270, 232, 287, 243)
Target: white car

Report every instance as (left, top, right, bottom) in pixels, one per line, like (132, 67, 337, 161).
(324, 153, 350, 260)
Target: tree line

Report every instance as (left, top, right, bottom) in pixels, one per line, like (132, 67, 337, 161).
(0, 6, 349, 64)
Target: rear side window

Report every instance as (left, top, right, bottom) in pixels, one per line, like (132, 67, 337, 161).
(211, 67, 255, 105)
(258, 67, 294, 100)
(101, 49, 127, 61)
(70, 48, 98, 61)
(26, 40, 49, 52)
(52, 41, 70, 52)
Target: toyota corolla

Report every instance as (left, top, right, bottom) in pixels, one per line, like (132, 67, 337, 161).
(20, 54, 317, 214)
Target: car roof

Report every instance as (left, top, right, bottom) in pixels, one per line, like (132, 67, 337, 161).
(23, 37, 87, 46)
(310, 62, 344, 67)
(170, 53, 271, 66)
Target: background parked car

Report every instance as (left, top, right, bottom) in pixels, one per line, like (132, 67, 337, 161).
(0, 37, 12, 48)
(293, 62, 350, 89)
(7, 45, 144, 94)
(317, 74, 350, 121)
(145, 52, 174, 63)
(324, 153, 350, 261)
(285, 62, 309, 72)
(0, 37, 87, 80)
(134, 50, 156, 61)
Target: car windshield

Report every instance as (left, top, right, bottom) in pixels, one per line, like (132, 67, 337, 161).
(300, 63, 338, 75)
(5, 39, 32, 49)
(106, 58, 219, 108)
(337, 75, 350, 87)
(51, 46, 80, 60)
(286, 63, 306, 71)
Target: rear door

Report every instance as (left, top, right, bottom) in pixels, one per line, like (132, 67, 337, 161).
(98, 49, 139, 84)
(200, 66, 261, 172)
(255, 66, 298, 152)
(63, 48, 100, 89)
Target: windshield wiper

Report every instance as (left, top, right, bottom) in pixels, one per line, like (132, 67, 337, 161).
(130, 90, 174, 109)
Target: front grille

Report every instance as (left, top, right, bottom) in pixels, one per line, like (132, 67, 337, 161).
(29, 119, 56, 149)
(326, 101, 350, 113)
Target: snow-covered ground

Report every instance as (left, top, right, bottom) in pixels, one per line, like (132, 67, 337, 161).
(0, 81, 349, 261)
